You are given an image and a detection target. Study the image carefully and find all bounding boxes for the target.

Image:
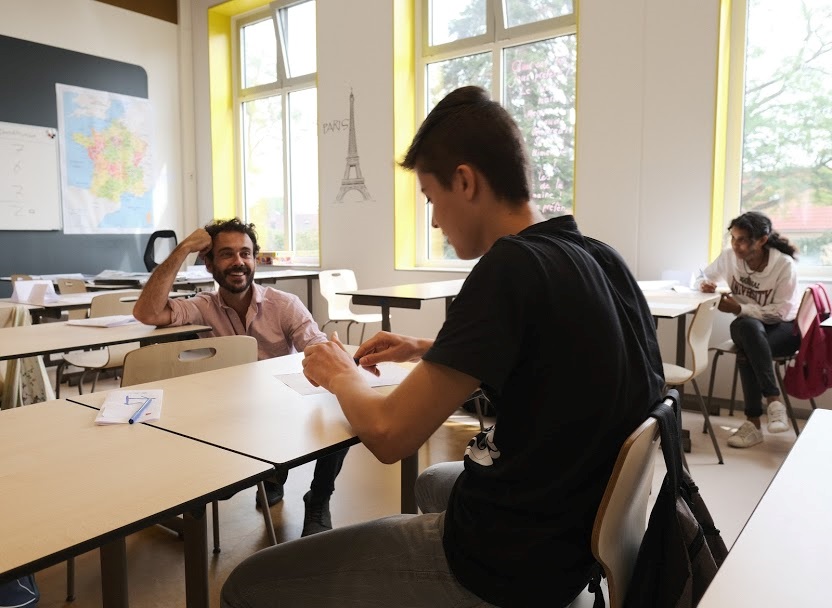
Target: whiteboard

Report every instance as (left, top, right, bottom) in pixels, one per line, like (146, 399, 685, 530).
(0, 121, 62, 230)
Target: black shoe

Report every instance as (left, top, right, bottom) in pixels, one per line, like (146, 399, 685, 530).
(301, 491, 332, 537)
(256, 479, 284, 508)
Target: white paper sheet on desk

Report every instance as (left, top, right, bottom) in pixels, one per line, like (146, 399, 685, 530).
(95, 389, 163, 425)
(277, 362, 411, 396)
(67, 314, 141, 327)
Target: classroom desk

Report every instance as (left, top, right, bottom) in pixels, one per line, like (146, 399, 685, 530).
(0, 321, 210, 361)
(0, 290, 193, 323)
(338, 278, 466, 332)
(0, 399, 272, 608)
(67, 352, 421, 514)
(698, 408, 832, 607)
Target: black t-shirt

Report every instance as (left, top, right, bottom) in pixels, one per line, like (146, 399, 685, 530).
(423, 216, 664, 608)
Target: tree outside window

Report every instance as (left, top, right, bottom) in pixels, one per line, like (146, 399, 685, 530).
(236, 0, 318, 265)
(737, 0, 832, 268)
(419, 0, 576, 264)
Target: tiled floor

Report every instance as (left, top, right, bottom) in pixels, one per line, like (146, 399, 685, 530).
(30, 372, 804, 607)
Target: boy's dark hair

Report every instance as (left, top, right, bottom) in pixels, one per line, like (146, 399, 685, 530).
(728, 211, 797, 259)
(203, 218, 260, 261)
(400, 86, 531, 204)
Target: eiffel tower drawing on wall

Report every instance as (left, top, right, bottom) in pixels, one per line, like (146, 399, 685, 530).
(335, 90, 372, 203)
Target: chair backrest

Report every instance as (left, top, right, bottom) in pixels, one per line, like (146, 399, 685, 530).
(591, 416, 660, 608)
(318, 269, 359, 319)
(56, 278, 87, 294)
(89, 290, 143, 318)
(144, 230, 178, 272)
(121, 335, 258, 386)
(56, 278, 89, 320)
(10, 274, 32, 282)
(686, 298, 720, 377)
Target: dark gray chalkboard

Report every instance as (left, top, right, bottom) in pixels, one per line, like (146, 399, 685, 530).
(0, 34, 150, 296)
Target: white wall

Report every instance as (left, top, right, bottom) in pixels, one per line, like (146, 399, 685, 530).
(576, 0, 719, 280)
(186, 0, 827, 410)
(1, 0, 186, 239)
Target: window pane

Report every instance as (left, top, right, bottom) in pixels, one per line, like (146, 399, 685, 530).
(279, 0, 316, 78)
(241, 19, 277, 88)
(429, 0, 487, 46)
(741, 0, 832, 266)
(242, 96, 285, 252)
(503, 0, 573, 28)
(426, 53, 492, 115)
(425, 52, 492, 260)
(503, 36, 576, 218)
(288, 88, 319, 264)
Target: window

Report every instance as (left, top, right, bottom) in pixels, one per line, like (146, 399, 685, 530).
(235, 0, 318, 266)
(723, 0, 832, 272)
(416, 0, 576, 265)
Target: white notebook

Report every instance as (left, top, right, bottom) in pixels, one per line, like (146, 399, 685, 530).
(67, 315, 141, 328)
(95, 389, 163, 425)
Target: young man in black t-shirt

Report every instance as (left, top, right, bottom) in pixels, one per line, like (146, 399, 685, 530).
(221, 86, 665, 608)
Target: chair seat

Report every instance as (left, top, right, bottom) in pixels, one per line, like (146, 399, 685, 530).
(710, 339, 738, 354)
(662, 362, 694, 385)
(329, 312, 383, 324)
(62, 349, 110, 369)
(62, 342, 139, 370)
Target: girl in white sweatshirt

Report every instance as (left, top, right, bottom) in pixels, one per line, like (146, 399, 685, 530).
(696, 211, 801, 448)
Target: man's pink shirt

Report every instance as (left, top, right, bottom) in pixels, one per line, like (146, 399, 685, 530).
(167, 283, 325, 360)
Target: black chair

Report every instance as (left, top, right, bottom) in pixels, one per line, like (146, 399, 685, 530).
(143, 230, 178, 271)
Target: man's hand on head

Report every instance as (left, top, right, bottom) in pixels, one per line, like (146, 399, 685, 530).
(182, 228, 213, 258)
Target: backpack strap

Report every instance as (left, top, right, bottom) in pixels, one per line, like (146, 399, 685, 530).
(811, 284, 831, 319)
(650, 389, 683, 497)
(586, 561, 606, 608)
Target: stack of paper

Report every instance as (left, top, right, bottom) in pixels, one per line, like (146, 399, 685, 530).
(94, 389, 163, 425)
(67, 315, 141, 328)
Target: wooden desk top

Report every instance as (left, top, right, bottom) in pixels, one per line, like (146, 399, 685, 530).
(339, 278, 466, 302)
(643, 291, 719, 319)
(0, 322, 210, 361)
(68, 352, 405, 468)
(698, 409, 832, 606)
(0, 400, 270, 581)
(0, 290, 191, 311)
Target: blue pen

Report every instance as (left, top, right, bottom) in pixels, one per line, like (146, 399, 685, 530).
(128, 398, 153, 424)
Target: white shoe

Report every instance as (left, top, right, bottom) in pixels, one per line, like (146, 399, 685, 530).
(767, 401, 789, 433)
(728, 421, 763, 448)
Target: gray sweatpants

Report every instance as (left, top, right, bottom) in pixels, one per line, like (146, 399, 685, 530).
(220, 461, 497, 607)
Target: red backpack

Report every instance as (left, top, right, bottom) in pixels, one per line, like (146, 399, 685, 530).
(783, 284, 832, 400)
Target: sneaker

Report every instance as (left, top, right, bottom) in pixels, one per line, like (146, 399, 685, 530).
(727, 421, 763, 448)
(767, 401, 789, 433)
(256, 479, 284, 508)
(301, 491, 332, 537)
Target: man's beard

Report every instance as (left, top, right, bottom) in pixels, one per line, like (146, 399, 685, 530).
(212, 265, 254, 294)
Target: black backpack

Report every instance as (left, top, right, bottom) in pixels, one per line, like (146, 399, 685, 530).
(622, 399, 728, 608)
